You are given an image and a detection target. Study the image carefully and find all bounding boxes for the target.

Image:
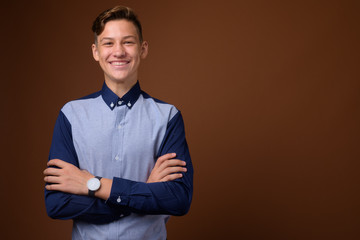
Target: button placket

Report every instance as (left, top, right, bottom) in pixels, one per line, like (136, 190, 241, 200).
(113, 105, 125, 178)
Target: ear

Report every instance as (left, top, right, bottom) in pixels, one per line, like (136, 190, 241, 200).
(92, 43, 99, 61)
(140, 41, 149, 59)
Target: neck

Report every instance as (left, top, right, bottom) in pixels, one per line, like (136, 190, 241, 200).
(104, 78, 137, 98)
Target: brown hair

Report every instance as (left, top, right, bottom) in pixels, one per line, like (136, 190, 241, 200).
(91, 6, 143, 43)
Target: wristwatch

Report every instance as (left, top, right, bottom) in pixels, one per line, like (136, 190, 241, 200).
(87, 176, 102, 197)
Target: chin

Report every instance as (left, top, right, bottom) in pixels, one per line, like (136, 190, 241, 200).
(111, 76, 135, 84)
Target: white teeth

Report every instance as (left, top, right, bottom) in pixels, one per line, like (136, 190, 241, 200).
(112, 62, 128, 66)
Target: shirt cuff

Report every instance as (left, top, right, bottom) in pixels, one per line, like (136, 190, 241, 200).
(106, 177, 132, 207)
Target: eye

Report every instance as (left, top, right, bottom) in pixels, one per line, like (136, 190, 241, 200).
(103, 42, 113, 46)
(124, 41, 135, 45)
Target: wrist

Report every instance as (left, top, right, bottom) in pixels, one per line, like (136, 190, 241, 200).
(94, 178, 112, 200)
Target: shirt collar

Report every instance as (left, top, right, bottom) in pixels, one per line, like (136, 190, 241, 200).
(101, 81, 141, 110)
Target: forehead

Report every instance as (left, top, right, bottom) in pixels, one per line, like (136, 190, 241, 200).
(99, 19, 139, 39)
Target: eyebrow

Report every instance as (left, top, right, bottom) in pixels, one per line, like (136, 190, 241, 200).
(123, 35, 137, 40)
(100, 35, 137, 42)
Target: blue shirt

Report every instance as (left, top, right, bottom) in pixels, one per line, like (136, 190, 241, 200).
(45, 82, 193, 240)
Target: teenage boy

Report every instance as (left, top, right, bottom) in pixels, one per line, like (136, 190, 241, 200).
(44, 6, 193, 239)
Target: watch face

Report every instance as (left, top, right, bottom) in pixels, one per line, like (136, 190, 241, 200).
(87, 178, 101, 191)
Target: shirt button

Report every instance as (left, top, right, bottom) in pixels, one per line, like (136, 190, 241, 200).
(120, 214, 124, 218)
(117, 124, 122, 129)
(110, 102, 114, 108)
(118, 100, 122, 105)
(117, 196, 121, 203)
(127, 102, 132, 107)
(115, 155, 119, 161)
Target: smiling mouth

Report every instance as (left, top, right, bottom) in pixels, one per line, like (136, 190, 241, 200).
(110, 61, 130, 66)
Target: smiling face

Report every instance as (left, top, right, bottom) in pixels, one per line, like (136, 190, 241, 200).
(92, 19, 148, 90)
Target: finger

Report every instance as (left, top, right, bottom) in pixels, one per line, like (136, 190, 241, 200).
(45, 183, 62, 191)
(155, 160, 186, 173)
(153, 154, 175, 172)
(154, 159, 186, 179)
(161, 173, 183, 182)
(47, 159, 69, 168)
(161, 159, 186, 167)
(155, 166, 187, 180)
(162, 166, 187, 176)
(43, 167, 62, 176)
(157, 153, 176, 163)
(44, 175, 61, 184)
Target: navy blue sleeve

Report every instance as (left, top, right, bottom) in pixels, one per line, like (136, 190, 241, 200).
(44, 111, 128, 224)
(106, 111, 193, 216)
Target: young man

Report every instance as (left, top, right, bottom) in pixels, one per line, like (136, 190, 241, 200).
(44, 6, 193, 239)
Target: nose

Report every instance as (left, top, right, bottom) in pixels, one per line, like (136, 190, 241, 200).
(114, 44, 126, 57)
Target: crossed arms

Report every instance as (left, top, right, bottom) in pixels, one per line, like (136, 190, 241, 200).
(44, 110, 193, 224)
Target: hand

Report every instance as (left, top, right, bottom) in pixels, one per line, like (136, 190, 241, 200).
(43, 159, 94, 195)
(147, 153, 187, 183)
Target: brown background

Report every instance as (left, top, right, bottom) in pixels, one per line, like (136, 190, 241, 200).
(1, 0, 359, 239)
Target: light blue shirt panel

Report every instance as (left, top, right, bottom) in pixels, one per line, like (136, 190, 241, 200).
(61, 93, 178, 240)
(73, 214, 167, 240)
